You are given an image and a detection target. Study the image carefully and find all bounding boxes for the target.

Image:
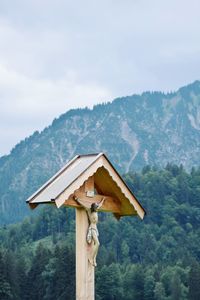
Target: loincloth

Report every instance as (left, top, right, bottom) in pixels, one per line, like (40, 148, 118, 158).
(86, 226, 99, 244)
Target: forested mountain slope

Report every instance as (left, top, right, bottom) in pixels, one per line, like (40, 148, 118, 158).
(0, 81, 200, 224)
(0, 166, 200, 300)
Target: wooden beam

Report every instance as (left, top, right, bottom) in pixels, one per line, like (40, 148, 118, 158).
(64, 192, 121, 214)
(76, 208, 94, 300)
(29, 203, 38, 209)
(84, 176, 94, 194)
(100, 157, 145, 219)
(94, 182, 104, 195)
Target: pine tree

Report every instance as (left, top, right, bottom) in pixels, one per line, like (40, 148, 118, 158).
(170, 273, 182, 300)
(123, 264, 144, 300)
(4, 250, 20, 299)
(42, 244, 75, 300)
(0, 251, 13, 300)
(96, 263, 123, 300)
(144, 273, 155, 300)
(26, 243, 50, 300)
(154, 282, 166, 300)
(15, 254, 28, 300)
(53, 245, 75, 300)
(188, 260, 200, 300)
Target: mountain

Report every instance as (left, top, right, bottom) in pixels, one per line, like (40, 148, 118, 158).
(0, 80, 200, 224)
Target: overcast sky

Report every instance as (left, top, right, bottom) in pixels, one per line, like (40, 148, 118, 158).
(0, 0, 200, 156)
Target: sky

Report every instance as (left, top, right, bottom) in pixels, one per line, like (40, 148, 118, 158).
(0, 0, 200, 156)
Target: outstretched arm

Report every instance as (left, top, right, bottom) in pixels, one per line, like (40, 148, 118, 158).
(74, 195, 106, 210)
(73, 195, 90, 210)
(97, 197, 106, 209)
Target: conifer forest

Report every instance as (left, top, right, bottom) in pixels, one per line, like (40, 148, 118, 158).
(1, 164, 200, 299)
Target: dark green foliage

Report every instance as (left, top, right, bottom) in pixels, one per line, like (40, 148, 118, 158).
(42, 244, 75, 300)
(144, 272, 156, 300)
(0, 165, 200, 299)
(154, 282, 166, 300)
(171, 273, 182, 300)
(188, 260, 200, 300)
(123, 264, 144, 299)
(26, 243, 50, 300)
(0, 251, 13, 300)
(96, 263, 123, 300)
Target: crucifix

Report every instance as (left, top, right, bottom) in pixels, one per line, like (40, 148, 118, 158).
(27, 153, 145, 300)
(74, 194, 105, 267)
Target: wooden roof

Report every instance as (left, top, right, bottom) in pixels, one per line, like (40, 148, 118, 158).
(26, 153, 145, 219)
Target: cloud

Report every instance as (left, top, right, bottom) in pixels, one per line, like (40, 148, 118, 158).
(0, 0, 200, 155)
(0, 63, 113, 155)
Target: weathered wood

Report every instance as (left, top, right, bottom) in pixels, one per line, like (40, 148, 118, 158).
(85, 176, 94, 194)
(100, 157, 145, 218)
(28, 153, 145, 219)
(76, 208, 94, 300)
(29, 203, 38, 209)
(26, 153, 145, 300)
(65, 192, 121, 213)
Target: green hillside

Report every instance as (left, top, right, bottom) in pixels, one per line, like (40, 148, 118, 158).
(1, 165, 200, 300)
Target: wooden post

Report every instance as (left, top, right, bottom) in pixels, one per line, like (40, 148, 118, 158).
(76, 207, 95, 300)
(26, 154, 145, 299)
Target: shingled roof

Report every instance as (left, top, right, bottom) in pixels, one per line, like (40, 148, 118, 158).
(26, 153, 145, 219)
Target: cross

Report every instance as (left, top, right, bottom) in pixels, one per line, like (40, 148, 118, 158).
(27, 153, 145, 300)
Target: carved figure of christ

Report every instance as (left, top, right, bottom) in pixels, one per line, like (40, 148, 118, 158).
(74, 196, 105, 266)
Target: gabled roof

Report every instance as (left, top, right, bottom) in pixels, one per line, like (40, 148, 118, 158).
(26, 153, 145, 219)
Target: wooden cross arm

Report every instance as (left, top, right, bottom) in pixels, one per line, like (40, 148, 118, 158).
(64, 192, 121, 214)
